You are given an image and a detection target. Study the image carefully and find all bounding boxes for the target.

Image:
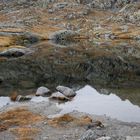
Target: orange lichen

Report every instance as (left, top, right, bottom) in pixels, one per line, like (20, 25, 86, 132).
(48, 114, 93, 128)
(0, 108, 44, 132)
(48, 114, 75, 127)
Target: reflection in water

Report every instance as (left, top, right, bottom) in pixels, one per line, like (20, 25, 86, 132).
(58, 85, 140, 123)
(0, 85, 140, 122)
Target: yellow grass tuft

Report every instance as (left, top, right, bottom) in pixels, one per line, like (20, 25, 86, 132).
(48, 114, 93, 128)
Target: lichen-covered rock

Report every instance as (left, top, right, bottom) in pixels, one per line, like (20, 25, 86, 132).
(36, 86, 51, 96)
(56, 86, 76, 97)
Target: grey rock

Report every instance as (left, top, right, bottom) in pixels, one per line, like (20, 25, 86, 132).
(56, 85, 76, 97)
(36, 86, 51, 96)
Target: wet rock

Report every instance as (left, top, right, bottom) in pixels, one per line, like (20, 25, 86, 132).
(56, 85, 76, 97)
(49, 91, 70, 101)
(0, 48, 25, 57)
(36, 86, 51, 96)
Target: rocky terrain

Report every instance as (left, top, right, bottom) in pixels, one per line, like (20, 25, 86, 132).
(0, 1, 140, 139)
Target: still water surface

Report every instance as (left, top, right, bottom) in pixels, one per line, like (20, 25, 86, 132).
(58, 85, 140, 123)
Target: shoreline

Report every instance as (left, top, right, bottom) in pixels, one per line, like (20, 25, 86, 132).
(0, 85, 140, 140)
(0, 96, 140, 140)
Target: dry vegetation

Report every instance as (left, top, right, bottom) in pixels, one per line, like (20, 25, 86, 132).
(10, 91, 18, 101)
(47, 114, 103, 128)
(0, 108, 44, 139)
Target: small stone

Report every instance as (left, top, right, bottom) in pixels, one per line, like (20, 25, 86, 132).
(56, 85, 76, 97)
(36, 86, 51, 96)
